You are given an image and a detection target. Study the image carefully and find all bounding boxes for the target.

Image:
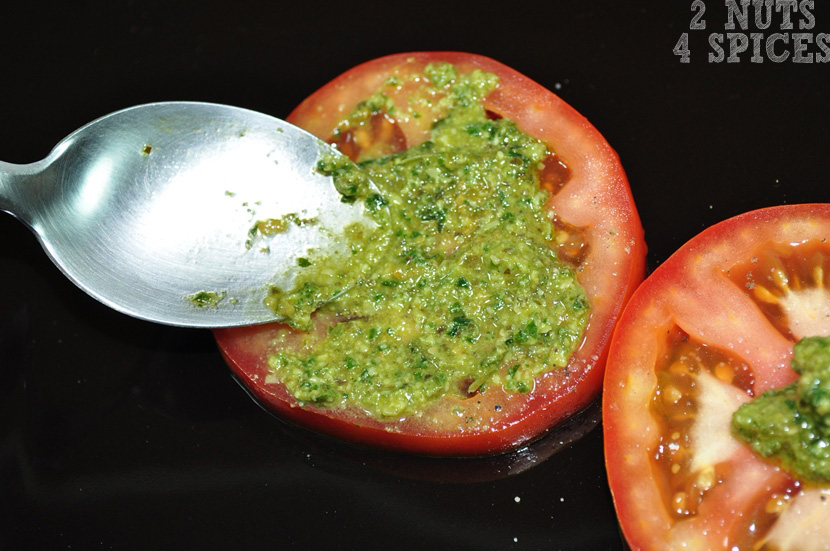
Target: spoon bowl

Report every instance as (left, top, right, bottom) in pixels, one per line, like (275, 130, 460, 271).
(0, 102, 367, 327)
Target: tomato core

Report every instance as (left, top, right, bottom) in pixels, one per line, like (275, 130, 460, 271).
(651, 329, 755, 519)
(727, 239, 830, 340)
(331, 112, 408, 161)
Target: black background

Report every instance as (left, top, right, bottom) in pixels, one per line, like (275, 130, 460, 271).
(1, 1, 828, 549)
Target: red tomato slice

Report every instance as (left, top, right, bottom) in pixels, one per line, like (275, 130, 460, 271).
(604, 204, 830, 550)
(215, 52, 645, 456)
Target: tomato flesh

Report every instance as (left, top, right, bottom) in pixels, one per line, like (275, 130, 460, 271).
(604, 204, 830, 550)
(216, 52, 645, 456)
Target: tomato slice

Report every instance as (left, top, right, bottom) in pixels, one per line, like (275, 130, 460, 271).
(215, 52, 645, 456)
(604, 204, 830, 550)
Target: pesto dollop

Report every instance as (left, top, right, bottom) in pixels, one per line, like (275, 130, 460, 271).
(732, 336, 830, 483)
(264, 65, 589, 419)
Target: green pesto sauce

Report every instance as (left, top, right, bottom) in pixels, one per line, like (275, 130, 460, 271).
(264, 64, 589, 420)
(189, 290, 226, 308)
(246, 213, 317, 250)
(732, 336, 830, 483)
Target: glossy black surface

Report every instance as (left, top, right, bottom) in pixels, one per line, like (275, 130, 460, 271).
(2, 2, 828, 549)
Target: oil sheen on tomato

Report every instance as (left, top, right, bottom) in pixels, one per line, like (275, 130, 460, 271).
(261, 64, 589, 420)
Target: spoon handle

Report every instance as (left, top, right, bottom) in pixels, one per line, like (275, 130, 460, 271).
(0, 161, 23, 214)
(0, 160, 41, 227)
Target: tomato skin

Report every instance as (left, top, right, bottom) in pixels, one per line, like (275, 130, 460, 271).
(603, 204, 830, 550)
(216, 52, 645, 456)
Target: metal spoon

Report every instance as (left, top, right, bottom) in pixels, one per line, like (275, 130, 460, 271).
(0, 102, 369, 328)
